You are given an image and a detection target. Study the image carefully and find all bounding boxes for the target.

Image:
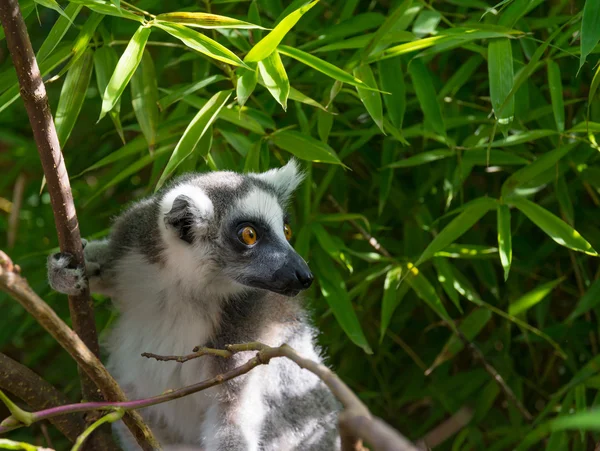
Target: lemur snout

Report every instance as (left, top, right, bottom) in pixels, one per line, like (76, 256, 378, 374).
(295, 268, 313, 289)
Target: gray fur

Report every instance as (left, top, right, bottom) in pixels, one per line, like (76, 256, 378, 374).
(47, 160, 341, 451)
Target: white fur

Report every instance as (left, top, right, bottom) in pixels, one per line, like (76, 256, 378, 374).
(249, 159, 304, 202)
(234, 187, 287, 241)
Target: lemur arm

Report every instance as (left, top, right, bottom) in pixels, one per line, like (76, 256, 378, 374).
(47, 239, 116, 297)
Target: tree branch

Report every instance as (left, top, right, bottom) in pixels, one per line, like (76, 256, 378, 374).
(0, 0, 109, 443)
(0, 353, 85, 442)
(0, 251, 160, 450)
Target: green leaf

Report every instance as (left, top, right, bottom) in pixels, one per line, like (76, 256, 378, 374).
(502, 143, 576, 196)
(183, 95, 265, 134)
(54, 48, 94, 147)
(580, 0, 600, 70)
(433, 257, 461, 312)
(99, 25, 151, 121)
(509, 278, 564, 316)
(236, 67, 257, 108)
(244, 0, 319, 63)
(550, 408, 600, 432)
(416, 197, 497, 266)
(547, 60, 565, 132)
(406, 265, 451, 322)
(361, 0, 412, 60)
(568, 278, 600, 321)
(312, 248, 372, 354)
(378, 57, 406, 132)
(36, 2, 82, 63)
(159, 74, 227, 111)
(317, 109, 333, 143)
(462, 149, 529, 166)
(479, 129, 557, 148)
(157, 90, 232, 189)
(408, 59, 445, 137)
(353, 64, 384, 133)
(154, 23, 248, 68)
(497, 204, 512, 281)
(488, 38, 514, 124)
(510, 197, 598, 256)
(258, 51, 289, 110)
(278, 45, 371, 90)
(69, 0, 142, 21)
(156, 12, 266, 29)
(94, 45, 124, 143)
(287, 86, 328, 111)
(427, 308, 492, 373)
(131, 50, 159, 151)
(434, 243, 498, 259)
(243, 139, 262, 172)
(555, 174, 574, 226)
(380, 266, 409, 341)
(270, 130, 342, 164)
(34, 0, 73, 23)
(385, 149, 454, 168)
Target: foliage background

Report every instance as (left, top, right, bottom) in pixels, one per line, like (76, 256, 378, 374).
(1, 0, 600, 449)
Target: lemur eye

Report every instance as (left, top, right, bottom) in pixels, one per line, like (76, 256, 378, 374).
(239, 226, 257, 246)
(284, 224, 292, 241)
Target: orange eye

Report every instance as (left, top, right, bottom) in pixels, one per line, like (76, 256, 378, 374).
(239, 226, 257, 246)
(284, 224, 292, 241)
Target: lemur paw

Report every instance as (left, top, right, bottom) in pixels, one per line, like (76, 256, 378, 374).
(47, 252, 87, 295)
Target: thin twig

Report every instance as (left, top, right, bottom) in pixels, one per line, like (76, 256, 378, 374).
(0, 251, 160, 450)
(7, 173, 25, 249)
(327, 195, 534, 422)
(0, 2, 111, 447)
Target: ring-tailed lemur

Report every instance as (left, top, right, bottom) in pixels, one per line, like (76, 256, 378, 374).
(47, 160, 341, 451)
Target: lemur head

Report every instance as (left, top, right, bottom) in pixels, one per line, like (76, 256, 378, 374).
(158, 159, 313, 297)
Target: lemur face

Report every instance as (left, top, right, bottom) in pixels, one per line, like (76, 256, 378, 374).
(160, 160, 313, 297)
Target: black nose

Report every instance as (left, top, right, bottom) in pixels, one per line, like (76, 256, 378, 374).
(296, 269, 313, 289)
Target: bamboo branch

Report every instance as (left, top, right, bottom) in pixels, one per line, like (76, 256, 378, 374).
(0, 352, 85, 443)
(0, 251, 160, 450)
(327, 194, 534, 422)
(0, 0, 109, 444)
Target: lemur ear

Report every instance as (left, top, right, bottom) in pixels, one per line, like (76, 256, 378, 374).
(250, 159, 304, 202)
(163, 190, 213, 244)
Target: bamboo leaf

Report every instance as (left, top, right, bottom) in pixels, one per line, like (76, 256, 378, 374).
(313, 248, 372, 354)
(54, 48, 94, 147)
(317, 109, 333, 143)
(416, 197, 497, 267)
(510, 197, 598, 256)
(270, 130, 342, 164)
(159, 74, 227, 111)
(156, 12, 266, 29)
(243, 139, 262, 172)
(36, 2, 82, 63)
(378, 57, 406, 132)
(406, 265, 451, 322)
(385, 149, 454, 168)
(380, 266, 409, 341)
(509, 278, 563, 316)
(497, 204, 512, 281)
(94, 45, 125, 143)
(568, 278, 600, 321)
(502, 144, 576, 196)
(547, 60, 565, 132)
(34, 0, 73, 23)
(433, 257, 461, 312)
(353, 64, 384, 133)
(236, 67, 257, 108)
(69, 0, 142, 21)
(157, 90, 233, 189)
(244, 0, 319, 63)
(131, 50, 159, 151)
(278, 45, 371, 89)
(154, 23, 248, 68)
(580, 0, 600, 70)
(258, 51, 289, 110)
(488, 38, 514, 124)
(99, 25, 151, 121)
(408, 59, 445, 137)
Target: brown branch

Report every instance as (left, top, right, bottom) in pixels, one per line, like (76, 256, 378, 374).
(143, 342, 420, 451)
(0, 0, 108, 442)
(7, 173, 25, 249)
(327, 195, 534, 422)
(0, 352, 85, 442)
(0, 251, 160, 450)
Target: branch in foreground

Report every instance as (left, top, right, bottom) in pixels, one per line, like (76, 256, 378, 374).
(327, 194, 534, 423)
(0, 352, 85, 443)
(1, 342, 420, 451)
(0, 0, 109, 447)
(0, 251, 160, 450)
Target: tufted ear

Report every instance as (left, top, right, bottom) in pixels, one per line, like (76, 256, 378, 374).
(162, 187, 214, 244)
(250, 159, 304, 203)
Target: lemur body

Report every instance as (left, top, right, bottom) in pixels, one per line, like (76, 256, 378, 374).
(48, 161, 341, 450)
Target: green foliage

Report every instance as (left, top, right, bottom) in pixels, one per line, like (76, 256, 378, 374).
(1, 0, 600, 449)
